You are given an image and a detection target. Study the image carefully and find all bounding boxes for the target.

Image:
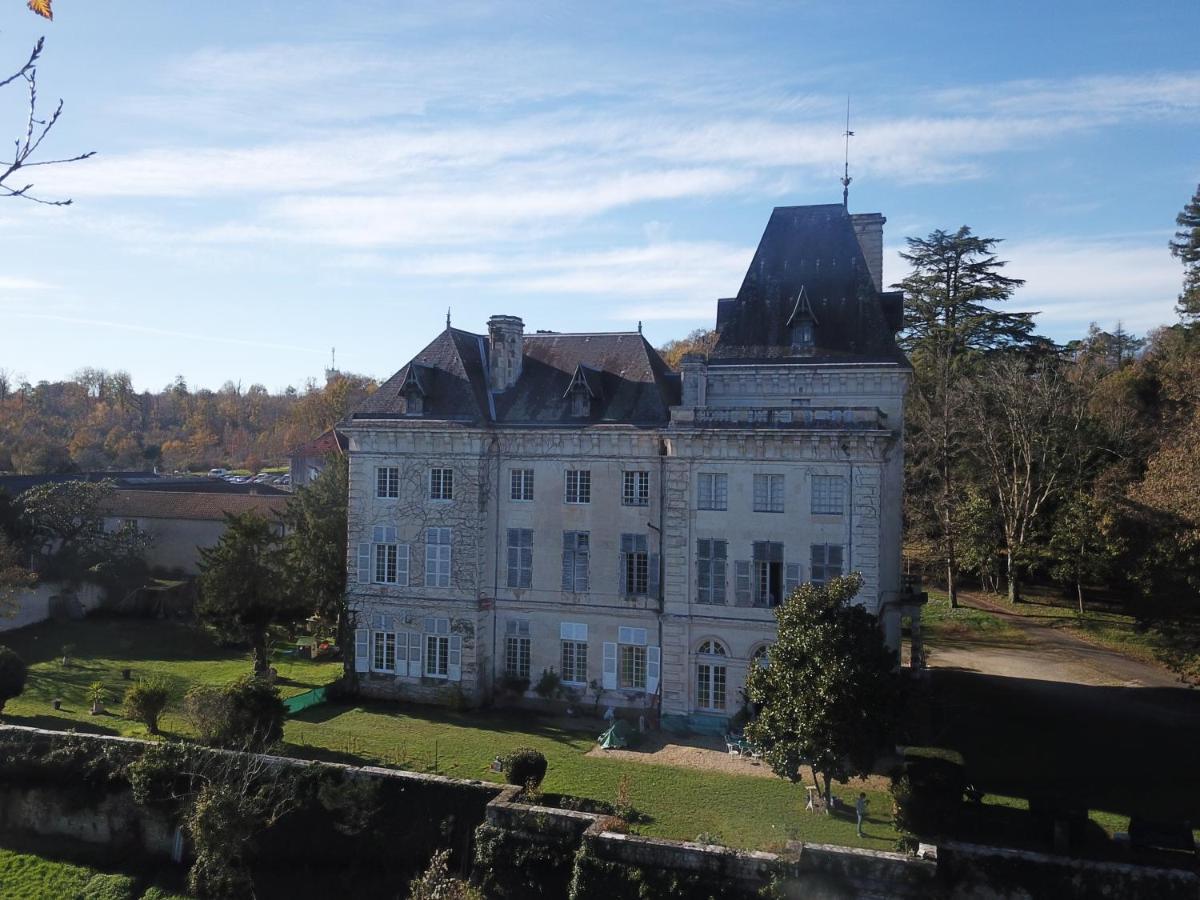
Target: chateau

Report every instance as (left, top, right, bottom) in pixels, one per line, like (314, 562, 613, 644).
(344, 203, 912, 730)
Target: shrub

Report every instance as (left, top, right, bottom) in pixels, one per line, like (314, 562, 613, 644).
(890, 753, 966, 839)
(87, 681, 107, 709)
(533, 668, 561, 700)
(0, 646, 27, 714)
(80, 873, 137, 900)
(184, 675, 285, 750)
(502, 747, 547, 788)
(408, 849, 483, 900)
(124, 677, 171, 734)
(497, 674, 530, 696)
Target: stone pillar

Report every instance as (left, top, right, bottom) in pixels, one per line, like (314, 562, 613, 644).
(850, 213, 886, 292)
(487, 315, 524, 392)
(679, 353, 708, 408)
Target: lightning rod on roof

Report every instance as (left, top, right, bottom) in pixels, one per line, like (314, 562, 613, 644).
(446, 308, 451, 329)
(841, 95, 854, 209)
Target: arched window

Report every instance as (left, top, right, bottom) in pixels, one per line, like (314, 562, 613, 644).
(696, 639, 727, 711)
(751, 644, 771, 669)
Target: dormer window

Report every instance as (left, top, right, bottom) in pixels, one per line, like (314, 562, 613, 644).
(564, 364, 601, 419)
(791, 319, 814, 350)
(400, 366, 427, 416)
(785, 286, 819, 353)
(571, 383, 590, 417)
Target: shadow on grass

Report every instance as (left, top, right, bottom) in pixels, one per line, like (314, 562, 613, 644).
(2, 713, 120, 736)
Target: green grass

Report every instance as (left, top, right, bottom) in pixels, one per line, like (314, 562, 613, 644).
(921, 590, 1024, 645)
(285, 701, 900, 852)
(0, 618, 341, 738)
(0, 846, 187, 900)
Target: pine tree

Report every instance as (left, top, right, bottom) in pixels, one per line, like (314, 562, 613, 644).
(1169, 184, 1200, 321)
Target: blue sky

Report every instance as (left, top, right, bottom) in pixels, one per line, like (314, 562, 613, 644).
(0, 0, 1196, 390)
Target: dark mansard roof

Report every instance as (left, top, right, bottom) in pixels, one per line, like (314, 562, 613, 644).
(713, 204, 907, 366)
(350, 327, 680, 427)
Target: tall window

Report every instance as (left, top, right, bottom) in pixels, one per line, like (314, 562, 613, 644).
(619, 646, 646, 689)
(753, 541, 784, 607)
(696, 640, 727, 711)
(753, 474, 785, 512)
(510, 468, 534, 501)
(791, 319, 814, 350)
(371, 526, 408, 586)
(506, 528, 533, 589)
(561, 531, 590, 592)
(425, 527, 452, 587)
(696, 539, 727, 604)
(504, 620, 531, 679)
(376, 466, 399, 499)
(811, 475, 845, 515)
(564, 469, 591, 504)
(697, 473, 728, 511)
(372, 631, 396, 673)
(622, 470, 650, 506)
(811, 544, 844, 584)
(620, 533, 649, 596)
(429, 467, 453, 501)
(560, 622, 588, 684)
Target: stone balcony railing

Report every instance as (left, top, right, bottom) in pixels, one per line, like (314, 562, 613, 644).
(670, 405, 887, 429)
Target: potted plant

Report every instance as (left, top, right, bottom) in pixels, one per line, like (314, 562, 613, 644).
(87, 681, 105, 715)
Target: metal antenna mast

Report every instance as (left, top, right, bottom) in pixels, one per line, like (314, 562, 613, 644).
(840, 96, 854, 209)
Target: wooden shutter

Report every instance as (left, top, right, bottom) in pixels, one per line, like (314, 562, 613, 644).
(734, 560, 751, 606)
(354, 628, 369, 673)
(602, 642, 617, 689)
(785, 563, 801, 597)
(646, 646, 660, 694)
(561, 532, 574, 590)
(618, 534, 632, 596)
(408, 632, 422, 677)
(648, 552, 660, 598)
(448, 635, 462, 681)
(356, 543, 371, 584)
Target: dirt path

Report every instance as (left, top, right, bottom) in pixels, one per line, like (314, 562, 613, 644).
(928, 592, 1185, 689)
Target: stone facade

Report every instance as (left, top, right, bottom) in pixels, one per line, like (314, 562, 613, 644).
(343, 204, 911, 728)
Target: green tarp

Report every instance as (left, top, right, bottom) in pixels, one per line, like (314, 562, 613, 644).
(283, 685, 327, 715)
(598, 719, 639, 750)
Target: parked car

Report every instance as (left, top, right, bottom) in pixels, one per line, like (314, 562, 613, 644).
(207, 468, 229, 478)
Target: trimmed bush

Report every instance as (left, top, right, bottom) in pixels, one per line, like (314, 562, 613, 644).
(183, 675, 285, 750)
(502, 747, 548, 788)
(891, 752, 967, 839)
(0, 646, 27, 714)
(124, 677, 171, 734)
(80, 872, 137, 900)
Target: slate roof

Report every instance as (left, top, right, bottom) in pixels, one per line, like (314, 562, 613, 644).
(350, 329, 679, 427)
(713, 204, 907, 365)
(102, 490, 288, 522)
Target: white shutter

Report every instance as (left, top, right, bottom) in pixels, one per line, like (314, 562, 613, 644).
(448, 635, 462, 681)
(408, 632, 423, 677)
(602, 642, 617, 689)
(785, 563, 801, 597)
(354, 628, 369, 673)
(356, 543, 371, 584)
(646, 646, 660, 694)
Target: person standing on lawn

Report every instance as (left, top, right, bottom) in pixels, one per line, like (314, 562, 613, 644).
(856, 792, 868, 837)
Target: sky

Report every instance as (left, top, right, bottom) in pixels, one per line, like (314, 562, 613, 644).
(0, 0, 1197, 391)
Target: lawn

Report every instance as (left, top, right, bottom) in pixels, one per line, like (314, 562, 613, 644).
(0, 844, 187, 899)
(284, 701, 900, 852)
(920, 590, 1025, 645)
(0, 617, 341, 738)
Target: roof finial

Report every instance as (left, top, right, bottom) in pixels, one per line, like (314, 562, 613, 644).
(840, 95, 854, 209)
(446, 307, 451, 329)
(637, 320, 643, 334)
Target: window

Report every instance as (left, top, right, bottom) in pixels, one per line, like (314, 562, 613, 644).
(696, 640, 727, 711)
(370, 526, 408, 586)
(753, 474, 785, 513)
(510, 468, 534, 501)
(696, 539, 727, 604)
(425, 527, 452, 587)
(791, 319, 814, 350)
(564, 469, 591, 504)
(561, 531, 590, 592)
(622, 470, 650, 506)
(753, 541, 784, 607)
(429, 467, 453, 501)
(752, 645, 771, 669)
(376, 466, 399, 499)
(811, 475, 845, 515)
(504, 620, 531, 679)
(619, 645, 646, 689)
(620, 533, 649, 596)
(697, 473, 728, 511)
(570, 384, 591, 417)
(560, 623, 588, 684)
(426, 634, 449, 677)
(372, 631, 396, 673)
(734, 560, 752, 606)
(422, 617, 459, 680)
(506, 528, 533, 589)
(811, 544, 844, 584)
(120, 518, 138, 531)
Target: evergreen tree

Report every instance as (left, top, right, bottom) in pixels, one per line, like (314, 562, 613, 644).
(1169, 184, 1200, 321)
(281, 458, 348, 644)
(895, 227, 1040, 607)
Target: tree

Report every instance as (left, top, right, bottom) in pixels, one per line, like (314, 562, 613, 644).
(197, 512, 308, 675)
(744, 574, 898, 806)
(0, 645, 28, 714)
(123, 677, 171, 734)
(1170, 184, 1200, 321)
(1047, 489, 1114, 614)
(281, 457, 348, 640)
(183, 676, 286, 750)
(0, 536, 37, 618)
(896, 227, 1037, 607)
(964, 356, 1091, 603)
(657, 328, 718, 370)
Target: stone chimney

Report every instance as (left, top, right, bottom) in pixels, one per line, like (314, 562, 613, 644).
(850, 212, 886, 292)
(487, 315, 524, 392)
